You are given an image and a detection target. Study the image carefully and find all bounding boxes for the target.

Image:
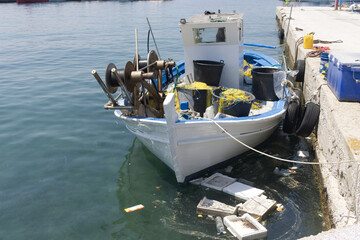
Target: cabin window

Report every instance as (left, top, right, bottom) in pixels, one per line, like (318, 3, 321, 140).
(193, 27, 226, 43)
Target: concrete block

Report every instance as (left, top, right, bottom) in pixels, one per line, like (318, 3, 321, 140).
(236, 195, 277, 220)
(201, 173, 236, 191)
(223, 182, 264, 201)
(224, 213, 267, 240)
(196, 197, 236, 217)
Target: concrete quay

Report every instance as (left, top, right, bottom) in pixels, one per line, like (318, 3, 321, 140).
(276, 5, 360, 236)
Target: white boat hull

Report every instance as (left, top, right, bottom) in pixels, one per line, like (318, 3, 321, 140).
(116, 93, 286, 183)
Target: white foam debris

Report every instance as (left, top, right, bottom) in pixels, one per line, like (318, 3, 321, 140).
(196, 197, 236, 217)
(223, 182, 264, 201)
(236, 195, 276, 220)
(201, 173, 236, 191)
(189, 177, 205, 185)
(224, 213, 267, 240)
(297, 150, 309, 158)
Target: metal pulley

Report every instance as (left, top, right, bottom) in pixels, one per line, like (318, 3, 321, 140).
(134, 50, 159, 74)
(105, 61, 135, 94)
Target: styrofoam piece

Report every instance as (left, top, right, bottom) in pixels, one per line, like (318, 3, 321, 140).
(297, 150, 309, 158)
(189, 177, 205, 185)
(223, 182, 264, 201)
(201, 173, 237, 191)
(196, 197, 236, 217)
(237, 195, 276, 220)
(224, 214, 267, 240)
(224, 165, 233, 173)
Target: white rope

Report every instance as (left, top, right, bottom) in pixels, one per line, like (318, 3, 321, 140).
(210, 119, 359, 166)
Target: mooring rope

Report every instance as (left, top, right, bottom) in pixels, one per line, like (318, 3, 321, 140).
(209, 119, 359, 166)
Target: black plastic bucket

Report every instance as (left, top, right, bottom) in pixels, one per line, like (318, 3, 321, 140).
(193, 60, 224, 86)
(193, 89, 208, 117)
(252, 67, 280, 101)
(212, 88, 255, 117)
(177, 88, 208, 117)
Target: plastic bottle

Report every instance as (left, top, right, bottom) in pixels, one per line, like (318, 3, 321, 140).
(215, 216, 226, 235)
(303, 34, 313, 49)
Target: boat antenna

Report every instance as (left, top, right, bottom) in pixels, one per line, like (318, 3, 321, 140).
(135, 28, 139, 71)
(146, 17, 161, 59)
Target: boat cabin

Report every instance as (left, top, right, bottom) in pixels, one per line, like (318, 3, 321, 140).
(179, 12, 244, 89)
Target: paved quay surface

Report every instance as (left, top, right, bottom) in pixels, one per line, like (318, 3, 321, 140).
(300, 223, 360, 240)
(276, 6, 360, 238)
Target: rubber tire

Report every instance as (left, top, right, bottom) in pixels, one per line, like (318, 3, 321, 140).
(296, 102, 320, 137)
(283, 89, 302, 134)
(283, 100, 300, 133)
(295, 60, 305, 82)
(278, 28, 284, 40)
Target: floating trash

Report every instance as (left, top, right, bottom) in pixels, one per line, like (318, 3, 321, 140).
(297, 150, 309, 158)
(124, 204, 145, 213)
(223, 182, 264, 201)
(236, 195, 276, 221)
(273, 167, 296, 177)
(215, 216, 226, 235)
(224, 213, 267, 240)
(196, 197, 236, 218)
(201, 173, 236, 191)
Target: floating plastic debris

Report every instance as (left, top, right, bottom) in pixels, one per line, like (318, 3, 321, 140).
(215, 216, 226, 235)
(224, 213, 267, 240)
(124, 204, 144, 213)
(276, 204, 284, 212)
(236, 195, 276, 221)
(238, 178, 255, 187)
(224, 165, 233, 173)
(201, 173, 236, 191)
(223, 182, 264, 201)
(297, 150, 309, 158)
(197, 197, 236, 217)
(189, 177, 205, 185)
(273, 167, 296, 177)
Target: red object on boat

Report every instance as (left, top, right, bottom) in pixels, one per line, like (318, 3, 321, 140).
(17, 0, 48, 3)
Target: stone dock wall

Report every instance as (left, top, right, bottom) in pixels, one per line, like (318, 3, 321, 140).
(276, 6, 360, 228)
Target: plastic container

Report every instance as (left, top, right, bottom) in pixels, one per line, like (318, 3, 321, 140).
(223, 214, 268, 240)
(251, 67, 281, 101)
(212, 88, 254, 117)
(177, 88, 208, 116)
(327, 52, 360, 102)
(303, 34, 313, 49)
(215, 216, 226, 235)
(180, 101, 189, 110)
(193, 60, 224, 86)
(319, 52, 329, 77)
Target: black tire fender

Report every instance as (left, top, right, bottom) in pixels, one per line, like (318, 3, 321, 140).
(283, 100, 300, 134)
(283, 89, 302, 134)
(278, 28, 285, 40)
(296, 102, 320, 137)
(295, 60, 305, 82)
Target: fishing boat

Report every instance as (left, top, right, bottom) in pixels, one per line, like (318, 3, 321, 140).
(92, 11, 293, 183)
(17, 0, 48, 3)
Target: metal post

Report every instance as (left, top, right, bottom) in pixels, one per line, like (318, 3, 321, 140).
(92, 70, 118, 105)
(111, 68, 133, 104)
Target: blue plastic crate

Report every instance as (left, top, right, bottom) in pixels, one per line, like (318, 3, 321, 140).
(327, 52, 360, 102)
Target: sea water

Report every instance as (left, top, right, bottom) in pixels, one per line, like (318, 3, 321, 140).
(0, 0, 327, 239)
